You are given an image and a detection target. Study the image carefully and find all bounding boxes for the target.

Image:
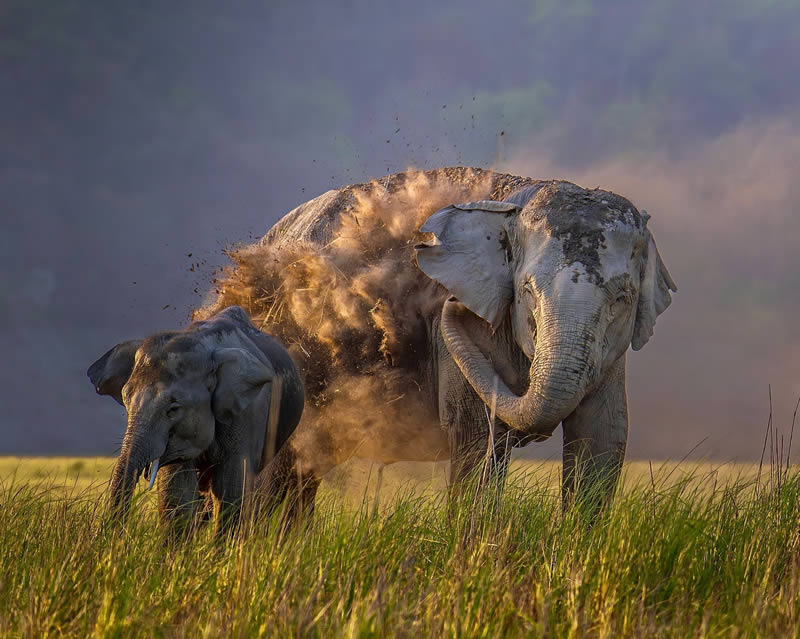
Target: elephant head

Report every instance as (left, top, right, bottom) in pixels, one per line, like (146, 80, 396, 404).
(88, 331, 275, 517)
(416, 180, 676, 438)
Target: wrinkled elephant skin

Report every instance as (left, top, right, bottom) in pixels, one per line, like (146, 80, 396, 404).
(87, 305, 304, 537)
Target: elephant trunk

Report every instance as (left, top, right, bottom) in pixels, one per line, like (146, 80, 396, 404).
(109, 422, 158, 519)
(440, 298, 594, 438)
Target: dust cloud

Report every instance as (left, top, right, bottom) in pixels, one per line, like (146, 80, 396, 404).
(196, 169, 498, 473)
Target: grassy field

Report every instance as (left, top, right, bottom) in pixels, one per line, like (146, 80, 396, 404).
(0, 457, 798, 637)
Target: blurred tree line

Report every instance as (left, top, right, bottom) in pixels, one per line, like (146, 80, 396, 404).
(3, 0, 799, 195)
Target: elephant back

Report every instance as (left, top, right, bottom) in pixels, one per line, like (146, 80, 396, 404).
(260, 167, 542, 252)
(261, 188, 355, 249)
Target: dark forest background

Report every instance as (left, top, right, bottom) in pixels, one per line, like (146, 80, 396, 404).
(3, 0, 800, 457)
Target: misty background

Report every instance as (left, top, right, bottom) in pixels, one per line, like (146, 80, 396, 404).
(2, 0, 799, 459)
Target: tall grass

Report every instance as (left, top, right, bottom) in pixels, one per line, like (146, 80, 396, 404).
(0, 461, 799, 637)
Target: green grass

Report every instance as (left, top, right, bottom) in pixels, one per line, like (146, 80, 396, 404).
(0, 458, 798, 637)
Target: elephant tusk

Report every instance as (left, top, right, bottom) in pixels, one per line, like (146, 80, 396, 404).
(147, 458, 160, 490)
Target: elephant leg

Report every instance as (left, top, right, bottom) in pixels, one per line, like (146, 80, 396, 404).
(254, 443, 320, 528)
(442, 372, 513, 501)
(437, 315, 528, 504)
(210, 454, 252, 539)
(449, 416, 514, 491)
(157, 461, 201, 539)
(196, 466, 215, 525)
(446, 407, 515, 537)
(561, 355, 628, 517)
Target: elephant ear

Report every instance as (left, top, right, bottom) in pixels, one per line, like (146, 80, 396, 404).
(416, 200, 519, 329)
(87, 340, 142, 405)
(212, 347, 274, 425)
(632, 232, 677, 350)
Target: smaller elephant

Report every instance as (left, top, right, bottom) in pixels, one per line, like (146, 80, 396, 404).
(87, 305, 304, 537)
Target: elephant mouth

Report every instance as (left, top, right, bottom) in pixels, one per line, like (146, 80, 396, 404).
(139, 452, 185, 485)
(140, 458, 159, 489)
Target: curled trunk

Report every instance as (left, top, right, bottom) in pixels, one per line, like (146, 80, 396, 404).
(440, 298, 592, 437)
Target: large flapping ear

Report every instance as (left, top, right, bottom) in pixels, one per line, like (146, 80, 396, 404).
(87, 340, 142, 405)
(632, 228, 677, 351)
(211, 347, 274, 425)
(415, 200, 519, 329)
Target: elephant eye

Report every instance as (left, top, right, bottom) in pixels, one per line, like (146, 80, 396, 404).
(166, 403, 182, 418)
(523, 280, 535, 296)
(611, 290, 631, 312)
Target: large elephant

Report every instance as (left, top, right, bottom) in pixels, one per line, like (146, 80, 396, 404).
(201, 167, 676, 515)
(87, 306, 304, 536)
